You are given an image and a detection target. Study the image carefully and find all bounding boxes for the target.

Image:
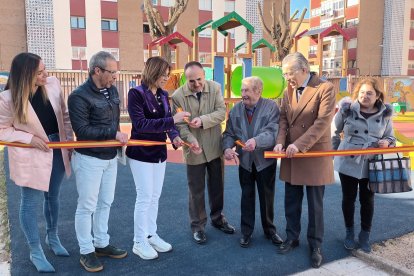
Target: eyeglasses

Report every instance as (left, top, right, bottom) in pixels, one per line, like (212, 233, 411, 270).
(188, 78, 203, 84)
(282, 70, 299, 78)
(97, 67, 119, 75)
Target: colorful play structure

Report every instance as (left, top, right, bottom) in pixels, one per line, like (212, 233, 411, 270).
(145, 11, 413, 165)
(150, 11, 286, 100)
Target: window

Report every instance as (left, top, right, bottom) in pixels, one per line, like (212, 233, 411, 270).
(199, 52, 212, 64)
(408, 63, 414, 69)
(227, 28, 235, 39)
(346, 18, 359, 28)
(309, 45, 317, 55)
(72, 47, 86, 60)
(144, 50, 159, 62)
(152, 0, 158, 5)
(347, 0, 358, 7)
(320, 21, 331, 28)
(348, 38, 357, 48)
(103, 48, 119, 61)
(143, 23, 150, 33)
(199, 28, 211, 38)
(224, 1, 235, 13)
(311, 8, 320, 17)
(101, 19, 118, 31)
(199, 0, 212, 11)
(71, 16, 85, 29)
(411, 20, 414, 29)
(161, 0, 173, 7)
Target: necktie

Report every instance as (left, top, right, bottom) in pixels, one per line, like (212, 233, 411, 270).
(246, 109, 254, 124)
(196, 92, 202, 101)
(297, 87, 304, 102)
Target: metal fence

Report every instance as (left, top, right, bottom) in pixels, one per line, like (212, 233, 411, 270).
(48, 71, 142, 115)
(1, 71, 411, 114)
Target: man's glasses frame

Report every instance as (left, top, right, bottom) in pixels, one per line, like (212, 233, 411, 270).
(97, 67, 119, 75)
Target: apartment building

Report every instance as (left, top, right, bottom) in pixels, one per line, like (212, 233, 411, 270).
(308, 0, 414, 76)
(0, 0, 289, 72)
(308, 0, 384, 76)
(382, 0, 414, 76)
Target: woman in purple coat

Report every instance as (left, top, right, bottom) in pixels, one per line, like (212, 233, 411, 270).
(126, 57, 189, 260)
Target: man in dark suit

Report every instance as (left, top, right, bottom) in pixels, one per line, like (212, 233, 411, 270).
(273, 52, 336, 268)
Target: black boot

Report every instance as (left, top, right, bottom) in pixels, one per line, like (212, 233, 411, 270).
(358, 230, 371, 253)
(344, 227, 356, 250)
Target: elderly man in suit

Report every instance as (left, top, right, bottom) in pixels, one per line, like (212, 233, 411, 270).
(223, 76, 283, 248)
(273, 52, 336, 268)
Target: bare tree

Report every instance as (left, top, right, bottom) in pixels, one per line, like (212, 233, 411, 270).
(258, 0, 307, 62)
(143, 0, 189, 63)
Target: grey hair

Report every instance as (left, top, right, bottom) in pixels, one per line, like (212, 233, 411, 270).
(89, 51, 116, 75)
(242, 76, 263, 93)
(282, 52, 310, 72)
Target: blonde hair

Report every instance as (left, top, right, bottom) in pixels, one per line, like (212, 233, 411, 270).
(5, 52, 47, 124)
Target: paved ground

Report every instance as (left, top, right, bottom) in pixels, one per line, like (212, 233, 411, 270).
(3, 149, 414, 275)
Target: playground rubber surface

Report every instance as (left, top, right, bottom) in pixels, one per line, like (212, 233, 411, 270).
(4, 149, 414, 276)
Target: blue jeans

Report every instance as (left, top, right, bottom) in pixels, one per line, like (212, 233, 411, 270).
(72, 152, 118, 254)
(19, 133, 65, 247)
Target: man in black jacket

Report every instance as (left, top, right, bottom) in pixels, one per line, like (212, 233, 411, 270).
(68, 51, 128, 273)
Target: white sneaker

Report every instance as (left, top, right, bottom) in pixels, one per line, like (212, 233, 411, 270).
(132, 241, 158, 260)
(148, 235, 173, 253)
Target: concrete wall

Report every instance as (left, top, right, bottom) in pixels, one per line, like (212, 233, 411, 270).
(54, 0, 72, 69)
(0, 0, 27, 70)
(357, 0, 385, 75)
(176, 0, 199, 68)
(85, 0, 103, 63)
(118, 0, 143, 71)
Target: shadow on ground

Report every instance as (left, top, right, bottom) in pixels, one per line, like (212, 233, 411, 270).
(4, 149, 414, 275)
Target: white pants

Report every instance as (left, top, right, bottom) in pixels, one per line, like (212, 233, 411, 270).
(128, 158, 166, 243)
(72, 152, 118, 254)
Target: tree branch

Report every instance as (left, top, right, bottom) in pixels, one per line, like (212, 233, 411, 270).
(257, 2, 272, 37)
(166, 0, 189, 28)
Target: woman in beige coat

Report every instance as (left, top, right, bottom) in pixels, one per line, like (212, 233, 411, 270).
(0, 53, 73, 273)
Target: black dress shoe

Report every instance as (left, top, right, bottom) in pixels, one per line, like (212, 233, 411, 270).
(310, 248, 323, 268)
(266, 233, 283, 246)
(239, 235, 251, 248)
(211, 221, 235, 234)
(277, 239, 299, 254)
(193, 231, 207, 244)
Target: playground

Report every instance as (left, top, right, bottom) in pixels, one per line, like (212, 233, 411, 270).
(139, 10, 414, 165)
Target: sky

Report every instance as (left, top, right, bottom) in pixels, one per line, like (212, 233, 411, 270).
(290, 0, 310, 18)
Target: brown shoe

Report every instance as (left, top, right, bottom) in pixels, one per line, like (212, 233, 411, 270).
(80, 252, 103, 272)
(95, 244, 127, 259)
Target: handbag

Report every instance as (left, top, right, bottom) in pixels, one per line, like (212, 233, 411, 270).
(368, 153, 412, 193)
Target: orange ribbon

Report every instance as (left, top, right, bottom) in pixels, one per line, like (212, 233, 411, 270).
(235, 140, 246, 147)
(0, 139, 169, 149)
(264, 145, 414, 159)
(176, 107, 190, 124)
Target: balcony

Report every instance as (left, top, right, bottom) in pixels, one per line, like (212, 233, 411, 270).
(320, 9, 344, 21)
(323, 50, 343, 58)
